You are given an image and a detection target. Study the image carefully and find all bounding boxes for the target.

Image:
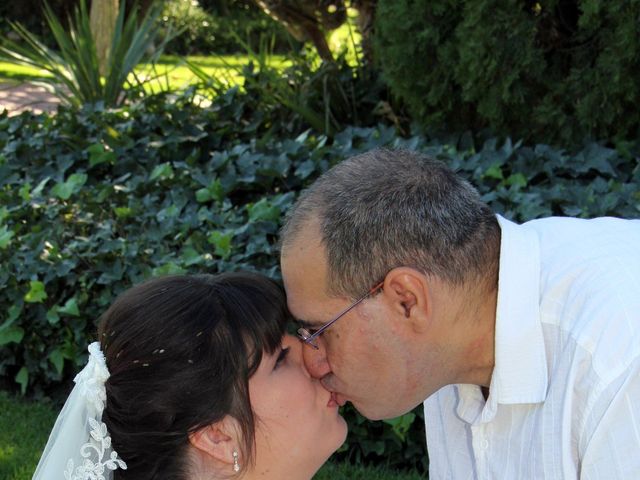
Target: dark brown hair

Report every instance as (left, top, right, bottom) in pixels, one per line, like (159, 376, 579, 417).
(98, 272, 289, 479)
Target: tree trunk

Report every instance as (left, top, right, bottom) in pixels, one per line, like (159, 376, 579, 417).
(90, 0, 119, 76)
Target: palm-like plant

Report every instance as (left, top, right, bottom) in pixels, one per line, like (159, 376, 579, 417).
(0, 0, 168, 108)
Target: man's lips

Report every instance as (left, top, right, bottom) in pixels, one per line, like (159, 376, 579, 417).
(327, 391, 347, 407)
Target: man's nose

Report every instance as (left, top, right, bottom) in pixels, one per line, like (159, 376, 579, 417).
(302, 336, 332, 379)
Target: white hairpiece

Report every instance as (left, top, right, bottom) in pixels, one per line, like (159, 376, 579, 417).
(33, 342, 127, 480)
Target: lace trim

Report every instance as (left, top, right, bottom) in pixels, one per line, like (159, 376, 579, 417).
(64, 418, 127, 480)
(64, 342, 127, 480)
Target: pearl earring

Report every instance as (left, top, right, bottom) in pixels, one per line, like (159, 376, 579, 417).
(233, 451, 240, 472)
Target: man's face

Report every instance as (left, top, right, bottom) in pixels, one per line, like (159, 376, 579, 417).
(281, 230, 422, 420)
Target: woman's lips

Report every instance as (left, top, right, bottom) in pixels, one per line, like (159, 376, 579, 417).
(327, 391, 347, 407)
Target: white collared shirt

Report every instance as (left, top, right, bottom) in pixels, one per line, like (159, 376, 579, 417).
(424, 215, 640, 479)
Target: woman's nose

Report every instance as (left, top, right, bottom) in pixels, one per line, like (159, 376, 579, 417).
(301, 335, 332, 379)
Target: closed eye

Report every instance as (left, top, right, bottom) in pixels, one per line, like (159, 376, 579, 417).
(297, 319, 322, 332)
(274, 347, 290, 370)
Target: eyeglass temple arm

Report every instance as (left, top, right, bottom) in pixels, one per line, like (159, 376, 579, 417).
(303, 281, 385, 344)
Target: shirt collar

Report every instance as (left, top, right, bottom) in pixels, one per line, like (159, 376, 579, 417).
(492, 215, 548, 405)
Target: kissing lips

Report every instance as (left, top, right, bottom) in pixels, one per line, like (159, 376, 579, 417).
(327, 391, 347, 408)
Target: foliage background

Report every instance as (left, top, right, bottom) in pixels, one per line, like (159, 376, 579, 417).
(374, 0, 640, 147)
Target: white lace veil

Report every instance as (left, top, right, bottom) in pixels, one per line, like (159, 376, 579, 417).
(33, 342, 127, 480)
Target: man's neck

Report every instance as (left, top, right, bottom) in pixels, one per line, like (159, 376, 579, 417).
(453, 280, 498, 388)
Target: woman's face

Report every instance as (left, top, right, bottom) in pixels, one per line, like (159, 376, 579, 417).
(248, 334, 347, 478)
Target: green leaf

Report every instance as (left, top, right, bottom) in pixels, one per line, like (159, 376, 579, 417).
(483, 164, 504, 180)
(0, 325, 24, 346)
(505, 173, 528, 188)
(58, 297, 80, 316)
(382, 412, 416, 441)
(51, 173, 88, 200)
(15, 367, 29, 395)
(24, 280, 47, 303)
(87, 143, 117, 167)
(0, 225, 14, 249)
(181, 246, 207, 266)
(114, 207, 133, 218)
(48, 348, 65, 375)
(247, 198, 280, 222)
(152, 262, 187, 276)
(6, 305, 21, 324)
(149, 162, 174, 181)
(207, 230, 234, 259)
(19, 182, 32, 201)
(46, 308, 60, 325)
(195, 188, 211, 203)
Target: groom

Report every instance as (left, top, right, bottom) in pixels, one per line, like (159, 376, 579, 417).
(279, 148, 640, 478)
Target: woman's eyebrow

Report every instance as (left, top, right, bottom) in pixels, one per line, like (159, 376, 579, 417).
(296, 318, 323, 329)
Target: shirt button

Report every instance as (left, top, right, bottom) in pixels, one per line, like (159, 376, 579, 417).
(481, 439, 489, 450)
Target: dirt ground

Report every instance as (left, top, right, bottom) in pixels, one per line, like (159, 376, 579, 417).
(0, 81, 60, 116)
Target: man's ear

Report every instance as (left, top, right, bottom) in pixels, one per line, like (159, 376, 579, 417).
(382, 267, 432, 333)
(188, 416, 241, 468)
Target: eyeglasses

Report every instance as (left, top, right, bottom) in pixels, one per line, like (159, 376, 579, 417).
(297, 281, 384, 349)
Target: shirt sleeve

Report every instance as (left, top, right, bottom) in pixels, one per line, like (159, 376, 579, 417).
(580, 357, 640, 479)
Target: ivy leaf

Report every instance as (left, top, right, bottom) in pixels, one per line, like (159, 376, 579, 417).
(58, 297, 80, 317)
(247, 198, 280, 222)
(52, 173, 88, 200)
(196, 179, 224, 203)
(15, 367, 29, 395)
(505, 173, 528, 188)
(149, 162, 174, 181)
(114, 207, 133, 218)
(0, 325, 24, 346)
(483, 164, 504, 180)
(19, 182, 31, 201)
(207, 230, 234, 259)
(0, 225, 14, 249)
(152, 262, 187, 276)
(46, 308, 60, 325)
(24, 280, 47, 303)
(382, 412, 416, 441)
(48, 348, 65, 375)
(87, 143, 117, 167)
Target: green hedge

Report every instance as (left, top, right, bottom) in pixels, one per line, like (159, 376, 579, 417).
(374, 0, 640, 146)
(0, 90, 638, 470)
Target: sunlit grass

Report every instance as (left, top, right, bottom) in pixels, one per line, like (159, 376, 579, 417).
(0, 54, 290, 91)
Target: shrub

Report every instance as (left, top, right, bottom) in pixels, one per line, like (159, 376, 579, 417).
(0, 89, 638, 470)
(374, 0, 640, 146)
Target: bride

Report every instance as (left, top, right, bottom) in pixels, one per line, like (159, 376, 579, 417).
(33, 272, 348, 479)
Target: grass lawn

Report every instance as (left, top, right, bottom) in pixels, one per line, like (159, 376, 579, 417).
(0, 54, 291, 92)
(0, 390, 425, 479)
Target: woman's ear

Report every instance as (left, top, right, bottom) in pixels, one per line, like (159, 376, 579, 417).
(383, 267, 432, 333)
(188, 416, 241, 469)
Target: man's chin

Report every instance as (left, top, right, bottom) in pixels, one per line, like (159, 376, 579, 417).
(350, 401, 387, 421)
(351, 401, 411, 421)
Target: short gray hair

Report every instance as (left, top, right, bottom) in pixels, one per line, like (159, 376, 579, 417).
(280, 148, 500, 298)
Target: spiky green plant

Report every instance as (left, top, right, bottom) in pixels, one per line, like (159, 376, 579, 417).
(0, 0, 169, 108)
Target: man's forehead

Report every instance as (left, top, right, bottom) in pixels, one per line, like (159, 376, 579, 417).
(281, 232, 329, 318)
